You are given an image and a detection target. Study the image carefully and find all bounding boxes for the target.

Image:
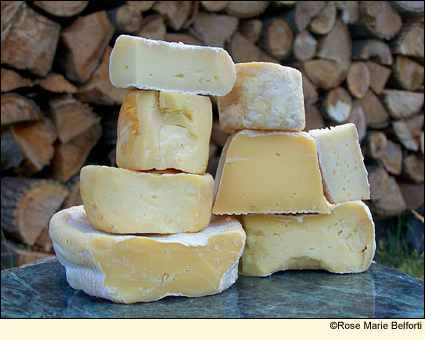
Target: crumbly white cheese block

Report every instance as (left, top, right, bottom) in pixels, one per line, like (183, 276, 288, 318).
(109, 35, 236, 96)
(80, 165, 214, 234)
(212, 130, 330, 215)
(116, 90, 212, 174)
(309, 123, 370, 204)
(49, 206, 246, 304)
(217, 62, 305, 131)
(239, 201, 376, 276)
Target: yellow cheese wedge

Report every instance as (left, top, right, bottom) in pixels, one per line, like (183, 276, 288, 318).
(239, 201, 376, 276)
(49, 206, 246, 303)
(109, 35, 236, 96)
(309, 123, 370, 204)
(217, 62, 305, 131)
(212, 130, 330, 215)
(116, 90, 212, 174)
(80, 165, 214, 234)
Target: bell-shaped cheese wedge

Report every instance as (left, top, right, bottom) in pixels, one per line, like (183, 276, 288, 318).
(217, 62, 305, 131)
(309, 123, 370, 204)
(116, 90, 212, 174)
(109, 35, 236, 96)
(80, 165, 214, 234)
(212, 130, 330, 215)
(239, 201, 376, 276)
(49, 206, 246, 303)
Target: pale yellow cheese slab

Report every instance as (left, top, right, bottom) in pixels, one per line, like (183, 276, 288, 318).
(239, 201, 376, 276)
(49, 205, 246, 303)
(80, 165, 214, 234)
(116, 90, 212, 174)
(212, 130, 330, 215)
(217, 62, 305, 131)
(109, 35, 236, 96)
(309, 123, 370, 204)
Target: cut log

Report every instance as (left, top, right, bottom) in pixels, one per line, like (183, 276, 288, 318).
(1, 129, 23, 171)
(200, 1, 229, 12)
(1, 240, 55, 268)
(352, 40, 393, 66)
(302, 74, 319, 105)
(367, 164, 390, 201)
(304, 104, 326, 131)
(358, 90, 390, 129)
(365, 131, 388, 159)
(402, 153, 424, 184)
(336, 1, 359, 24)
(239, 19, 263, 43)
(294, 1, 327, 32)
(226, 1, 271, 18)
(190, 12, 239, 48)
(126, 1, 156, 12)
(153, 1, 193, 30)
(293, 30, 317, 61)
(135, 14, 167, 41)
(390, 23, 424, 61)
(59, 11, 115, 84)
(37, 72, 78, 94)
(75, 46, 128, 106)
(49, 95, 101, 144)
(308, 0, 336, 35)
(316, 20, 352, 66)
(165, 33, 203, 46)
(62, 175, 83, 209)
(399, 182, 425, 210)
(1, 177, 69, 246)
(260, 17, 293, 60)
(227, 32, 279, 63)
(346, 62, 370, 99)
(9, 118, 57, 177)
(302, 59, 348, 90)
(1, 2, 61, 77)
(1, 93, 41, 126)
(390, 55, 424, 91)
(392, 115, 425, 151)
(32, 1, 89, 17)
(366, 61, 392, 94)
(108, 3, 143, 33)
(390, 1, 425, 22)
(1, 68, 33, 93)
(380, 90, 424, 120)
(382, 140, 403, 175)
(49, 123, 102, 183)
(322, 86, 353, 123)
(372, 176, 406, 217)
(347, 100, 367, 141)
(33, 228, 54, 254)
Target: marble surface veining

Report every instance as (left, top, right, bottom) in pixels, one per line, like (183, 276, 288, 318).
(1, 258, 423, 318)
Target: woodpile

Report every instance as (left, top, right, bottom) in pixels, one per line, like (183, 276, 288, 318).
(1, 1, 424, 268)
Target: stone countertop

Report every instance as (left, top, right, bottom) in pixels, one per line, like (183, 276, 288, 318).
(1, 258, 423, 318)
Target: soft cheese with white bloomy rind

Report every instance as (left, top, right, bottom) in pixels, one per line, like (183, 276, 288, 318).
(109, 35, 236, 96)
(80, 165, 214, 234)
(239, 201, 376, 277)
(217, 62, 305, 131)
(116, 90, 212, 174)
(309, 123, 370, 204)
(212, 130, 330, 215)
(49, 206, 246, 304)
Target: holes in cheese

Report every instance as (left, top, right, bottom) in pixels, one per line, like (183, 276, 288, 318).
(109, 35, 236, 96)
(80, 165, 214, 234)
(239, 201, 376, 276)
(212, 130, 330, 215)
(116, 90, 212, 174)
(49, 206, 246, 304)
(217, 62, 305, 131)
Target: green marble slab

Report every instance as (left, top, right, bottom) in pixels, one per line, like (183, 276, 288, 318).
(1, 258, 423, 318)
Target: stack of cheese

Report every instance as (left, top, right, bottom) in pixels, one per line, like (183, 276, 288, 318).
(49, 35, 246, 304)
(213, 62, 375, 277)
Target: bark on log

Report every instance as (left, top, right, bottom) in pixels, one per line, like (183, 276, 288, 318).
(260, 17, 293, 60)
(62, 175, 83, 209)
(382, 139, 403, 175)
(1, 93, 41, 126)
(227, 32, 279, 63)
(390, 23, 424, 61)
(1, 129, 23, 171)
(33, 1, 89, 17)
(239, 19, 263, 43)
(108, 3, 143, 33)
(399, 182, 424, 210)
(1, 240, 55, 268)
(380, 90, 424, 120)
(346, 62, 370, 99)
(367, 164, 390, 201)
(372, 176, 407, 217)
(352, 39, 393, 66)
(347, 100, 367, 141)
(322, 86, 352, 123)
(392, 115, 424, 151)
(336, 1, 359, 24)
(402, 153, 424, 184)
(365, 131, 388, 159)
(390, 55, 424, 90)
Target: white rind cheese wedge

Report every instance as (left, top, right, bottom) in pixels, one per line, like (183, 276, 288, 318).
(116, 90, 212, 174)
(212, 130, 330, 215)
(49, 206, 246, 304)
(239, 201, 376, 276)
(217, 62, 305, 131)
(309, 123, 370, 204)
(80, 165, 214, 234)
(109, 35, 236, 96)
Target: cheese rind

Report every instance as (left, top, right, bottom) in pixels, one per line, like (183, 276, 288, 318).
(49, 206, 246, 303)
(109, 35, 236, 96)
(212, 130, 330, 215)
(217, 62, 305, 131)
(80, 165, 214, 234)
(309, 123, 370, 204)
(116, 90, 212, 174)
(239, 201, 376, 276)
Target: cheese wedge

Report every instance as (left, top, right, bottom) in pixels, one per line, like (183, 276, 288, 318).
(49, 206, 246, 303)
(109, 35, 236, 96)
(212, 130, 330, 215)
(217, 62, 305, 131)
(309, 123, 370, 204)
(116, 90, 212, 174)
(80, 165, 214, 234)
(239, 201, 376, 276)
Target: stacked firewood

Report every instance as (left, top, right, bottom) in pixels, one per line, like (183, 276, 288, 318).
(1, 1, 423, 268)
